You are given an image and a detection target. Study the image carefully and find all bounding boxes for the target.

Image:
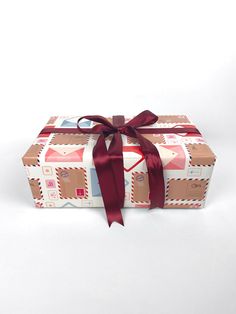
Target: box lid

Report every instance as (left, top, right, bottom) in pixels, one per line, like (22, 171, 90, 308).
(22, 115, 216, 168)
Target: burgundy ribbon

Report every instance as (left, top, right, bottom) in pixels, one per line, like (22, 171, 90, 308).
(41, 110, 201, 226)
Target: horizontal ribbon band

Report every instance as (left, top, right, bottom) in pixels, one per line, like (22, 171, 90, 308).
(40, 111, 201, 226)
(41, 127, 200, 135)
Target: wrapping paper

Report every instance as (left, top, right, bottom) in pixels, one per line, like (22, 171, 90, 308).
(22, 115, 216, 209)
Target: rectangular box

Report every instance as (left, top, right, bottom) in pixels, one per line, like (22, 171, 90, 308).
(22, 115, 216, 209)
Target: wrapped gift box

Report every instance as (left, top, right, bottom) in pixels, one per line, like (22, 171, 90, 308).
(22, 115, 216, 210)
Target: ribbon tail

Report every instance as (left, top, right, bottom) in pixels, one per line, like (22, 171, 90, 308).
(145, 150, 165, 209)
(108, 132, 125, 208)
(93, 134, 124, 226)
(135, 131, 165, 208)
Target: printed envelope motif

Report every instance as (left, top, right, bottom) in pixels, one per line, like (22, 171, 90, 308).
(61, 117, 93, 128)
(22, 144, 43, 166)
(45, 147, 84, 162)
(50, 134, 89, 145)
(186, 144, 215, 166)
(157, 115, 190, 124)
(166, 179, 209, 200)
(158, 145, 186, 170)
(61, 201, 78, 208)
(28, 179, 42, 199)
(56, 168, 88, 199)
(122, 146, 145, 172)
(90, 168, 101, 196)
(127, 134, 165, 144)
(173, 124, 202, 138)
(131, 172, 149, 203)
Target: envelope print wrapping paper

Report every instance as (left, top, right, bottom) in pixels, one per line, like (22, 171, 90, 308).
(22, 115, 216, 209)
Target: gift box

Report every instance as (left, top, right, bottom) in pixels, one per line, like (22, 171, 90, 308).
(22, 111, 216, 225)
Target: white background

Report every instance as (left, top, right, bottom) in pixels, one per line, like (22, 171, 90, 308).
(0, 1, 235, 313)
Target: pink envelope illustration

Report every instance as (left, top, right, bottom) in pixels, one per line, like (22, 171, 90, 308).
(123, 146, 145, 172)
(158, 145, 186, 170)
(45, 147, 84, 162)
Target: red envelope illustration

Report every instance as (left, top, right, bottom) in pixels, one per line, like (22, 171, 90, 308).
(158, 145, 186, 170)
(45, 147, 84, 162)
(123, 146, 145, 172)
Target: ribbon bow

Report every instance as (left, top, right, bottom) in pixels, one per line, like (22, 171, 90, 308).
(77, 110, 165, 226)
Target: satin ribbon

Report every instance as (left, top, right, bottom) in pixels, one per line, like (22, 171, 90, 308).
(41, 110, 201, 226)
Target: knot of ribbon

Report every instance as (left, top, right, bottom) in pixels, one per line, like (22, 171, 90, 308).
(41, 110, 201, 226)
(77, 110, 165, 226)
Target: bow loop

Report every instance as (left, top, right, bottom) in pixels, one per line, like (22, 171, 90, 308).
(125, 110, 158, 128)
(77, 115, 116, 135)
